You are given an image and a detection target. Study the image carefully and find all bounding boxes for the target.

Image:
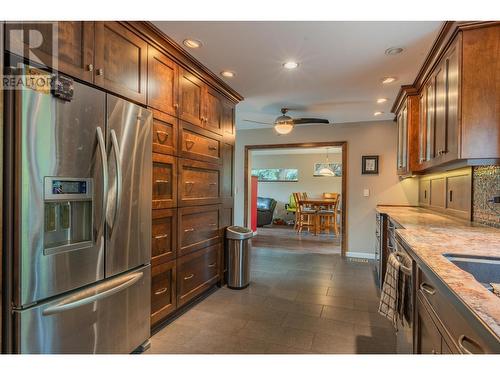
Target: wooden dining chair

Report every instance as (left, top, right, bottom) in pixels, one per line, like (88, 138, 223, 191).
(318, 193, 340, 235)
(293, 192, 316, 233)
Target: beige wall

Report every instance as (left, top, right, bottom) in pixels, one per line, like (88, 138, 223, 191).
(235, 120, 419, 257)
(252, 153, 342, 220)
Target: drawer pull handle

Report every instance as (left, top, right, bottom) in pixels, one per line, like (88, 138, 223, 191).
(458, 335, 484, 354)
(154, 287, 168, 295)
(185, 181, 195, 185)
(155, 179, 169, 184)
(209, 223, 217, 227)
(209, 182, 217, 186)
(184, 274, 194, 280)
(419, 282, 436, 296)
(185, 140, 195, 149)
(154, 234, 168, 239)
(208, 262, 216, 268)
(156, 130, 169, 143)
(184, 228, 195, 232)
(208, 146, 217, 151)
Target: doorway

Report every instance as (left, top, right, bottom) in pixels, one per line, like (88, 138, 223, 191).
(244, 142, 347, 255)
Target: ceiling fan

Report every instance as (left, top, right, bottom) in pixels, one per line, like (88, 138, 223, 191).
(243, 108, 331, 135)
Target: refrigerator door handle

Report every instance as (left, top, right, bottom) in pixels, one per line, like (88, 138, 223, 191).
(42, 271, 144, 316)
(109, 129, 122, 231)
(96, 127, 109, 231)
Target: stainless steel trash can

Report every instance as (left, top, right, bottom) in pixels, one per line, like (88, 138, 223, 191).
(225, 226, 253, 289)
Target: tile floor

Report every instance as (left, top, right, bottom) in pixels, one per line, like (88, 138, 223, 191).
(148, 245, 396, 354)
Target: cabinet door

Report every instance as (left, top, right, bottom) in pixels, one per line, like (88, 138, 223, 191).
(178, 68, 204, 126)
(151, 260, 176, 326)
(425, 79, 436, 160)
(222, 99, 235, 143)
(416, 298, 442, 354)
(152, 153, 177, 209)
(152, 209, 177, 266)
(444, 44, 460, 160)
(152, 110, 177, 156)
(418, 91, 428, 165)
(204, 86, 223, 135)
(94, 22, 147, 104)
(147, 46, 179, 116)
(5, 22, 94, 83)
(434, 64, 447, 158)
(397, 104, 408, 174)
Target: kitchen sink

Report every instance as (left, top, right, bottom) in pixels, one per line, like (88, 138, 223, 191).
(443, 254, 500, 293)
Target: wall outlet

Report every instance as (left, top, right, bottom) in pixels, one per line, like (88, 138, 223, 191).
(489, 195, 500, 204)
(363, 189, 370, 197)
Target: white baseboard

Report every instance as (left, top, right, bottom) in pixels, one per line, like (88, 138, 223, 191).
(346, 251, 376, 260)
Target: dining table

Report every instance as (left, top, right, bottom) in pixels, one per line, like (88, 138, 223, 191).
(298, 197, 339, 235)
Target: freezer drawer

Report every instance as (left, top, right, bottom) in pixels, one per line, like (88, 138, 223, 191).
(14, 265, 151, 354)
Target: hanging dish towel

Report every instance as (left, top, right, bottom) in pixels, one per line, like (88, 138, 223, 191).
(378, 252, 401, 328)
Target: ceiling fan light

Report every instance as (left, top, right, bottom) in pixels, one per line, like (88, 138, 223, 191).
(274, 123, 294, 135)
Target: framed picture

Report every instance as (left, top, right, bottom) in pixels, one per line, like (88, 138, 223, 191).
(313, 163, 342, 177)
(362, 155, 379, 174)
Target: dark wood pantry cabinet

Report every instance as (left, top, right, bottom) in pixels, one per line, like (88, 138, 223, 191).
(4, 21, 242, 331)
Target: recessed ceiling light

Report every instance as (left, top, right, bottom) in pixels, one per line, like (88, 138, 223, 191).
(381, 77, 397, 84)
(283, 61, 299, 70)
(374, 111, 384, 116)
(377, 98, 388, 104)
(385, 47, 404, 56)
(183, 38, 202, 49)
(220, 70, 235, 78)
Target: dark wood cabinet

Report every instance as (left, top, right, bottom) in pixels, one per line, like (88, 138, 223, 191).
(152, 110, 177, 156)
(94, 22, 148, 104)
(178, 158, 221, 207)
(416, 295, 442, 354)
(178, 121, 222, 164)
(151, 260, 176, 326)
(396, 103, 408, 174)
(5, 21, 95, 83)
(152, 209, 177, 266)
(394, 23, 500, 174)
(147, 46, 179, 116)
(152, 153, 177, 209)
(178, 68, 204, 127)
(204, 86, 223, 135)
(176, 244, 220, 308)
(177, 205, 220, 257)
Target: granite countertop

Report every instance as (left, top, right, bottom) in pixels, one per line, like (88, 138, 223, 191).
(376, 205, 500, 339)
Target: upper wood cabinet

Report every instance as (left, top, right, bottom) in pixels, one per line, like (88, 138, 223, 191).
(5, 21, 95, 83)
(396, 95, 419, 176)
(394, 23, 500, 174)
(94, 22, 148, 104)
(147, 46, 179, 116)
(204, 86, 223, 135)
(178, 68, 204, 126)
(396, 104, 409, 175)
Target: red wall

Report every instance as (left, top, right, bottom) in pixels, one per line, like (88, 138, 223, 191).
(250, 176, 258, 232)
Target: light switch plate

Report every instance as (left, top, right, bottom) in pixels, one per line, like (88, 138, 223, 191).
(363, 189, 369, 197)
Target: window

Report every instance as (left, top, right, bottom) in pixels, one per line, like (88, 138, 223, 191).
(251, 168, 298, 182)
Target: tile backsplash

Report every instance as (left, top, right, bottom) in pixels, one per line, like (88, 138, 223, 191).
(472, 166, 500, 228)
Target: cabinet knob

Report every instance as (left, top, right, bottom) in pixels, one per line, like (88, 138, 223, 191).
(96, 68, 104, 76)
(208, 262, 216, 268)
(87, 64, 94, 72)
(173, 103, 179, 109)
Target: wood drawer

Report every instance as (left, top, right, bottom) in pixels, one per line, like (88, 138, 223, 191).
(152, 209, 177, 266)
(151, 260, 176, 326)
(417, 265, 496, 353)
(177, 244, 220, 308)
(178, 158, 221, 207)
(152, 153, 177, 209)
(179, 121, 222, 164)
(178, 205, 220, 257)
(152, 110, 177, 156)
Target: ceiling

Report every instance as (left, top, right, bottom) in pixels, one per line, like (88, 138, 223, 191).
(252, 146, 342, 156)
(154, 21, 442, 129)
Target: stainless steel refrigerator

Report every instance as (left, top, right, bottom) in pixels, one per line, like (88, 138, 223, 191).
(3, 61, 152, 353)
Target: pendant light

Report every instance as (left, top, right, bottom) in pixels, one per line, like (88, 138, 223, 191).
(318, 148, 335, 176)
